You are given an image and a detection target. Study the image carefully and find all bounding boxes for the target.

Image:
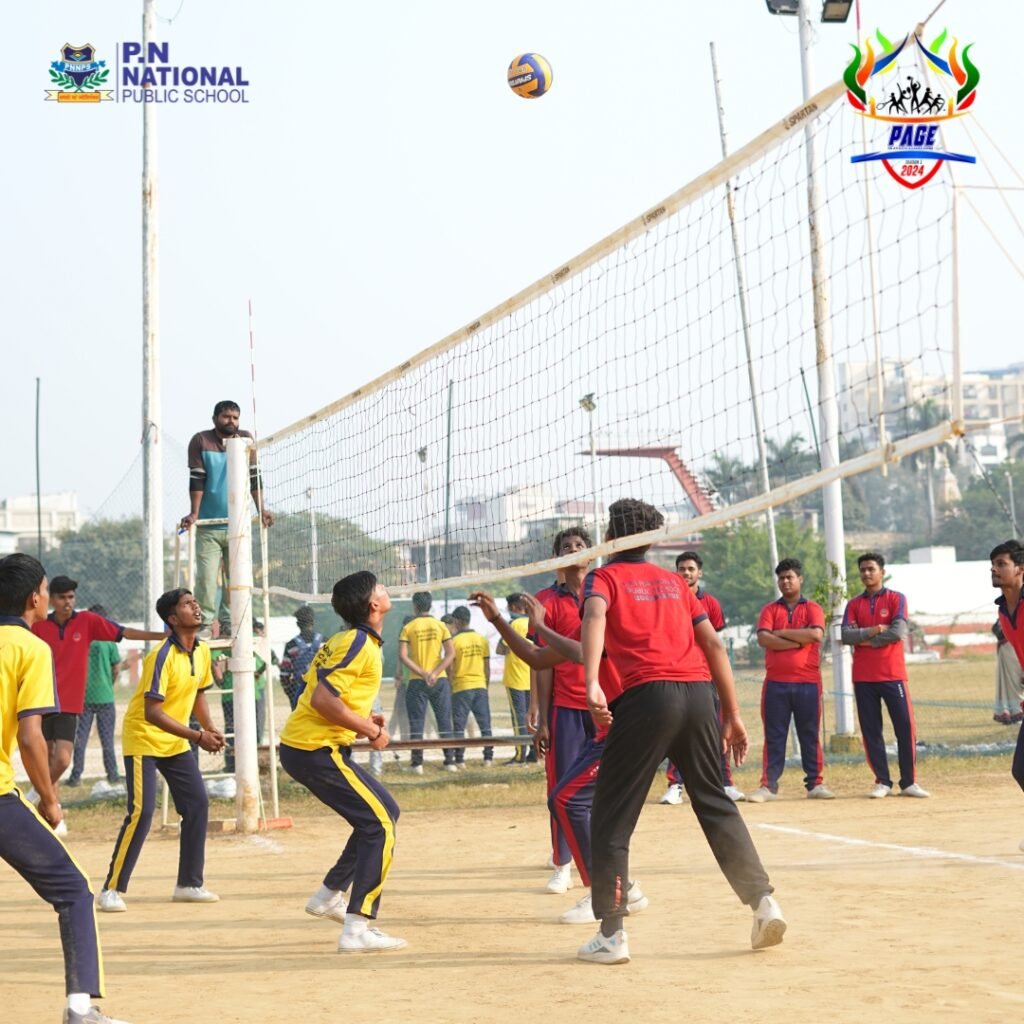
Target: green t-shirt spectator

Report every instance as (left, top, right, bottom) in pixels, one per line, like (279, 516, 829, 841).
(84, 640, 122, 704)
(211, 649, 266, 701)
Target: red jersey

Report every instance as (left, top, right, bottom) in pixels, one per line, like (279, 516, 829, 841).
(32, 610, 124, 714)
(582, 554, 709, 691)
(996, 594, 1024, 667)
(842, 588, 908, 682)
(756, 597, 825, 684)
(691, 586, 725, 678)
(533, 582, 587, 710)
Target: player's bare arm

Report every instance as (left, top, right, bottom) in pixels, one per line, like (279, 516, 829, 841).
(310, 681, 390, 748)
(757, 629, 803, 651)
(17, 714, 61, 826)
(580, 595, 612, 727)
(470, 591, 559, 669)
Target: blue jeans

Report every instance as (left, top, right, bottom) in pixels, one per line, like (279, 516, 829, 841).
(406, 678, 454, 766)
(452, 688, 493, 763)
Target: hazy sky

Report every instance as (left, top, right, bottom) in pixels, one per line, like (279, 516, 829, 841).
(5, 0, 1021, 519)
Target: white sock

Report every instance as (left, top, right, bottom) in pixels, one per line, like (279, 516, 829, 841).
(67, 994, 91, 1014)
(342, 912, 368, 935)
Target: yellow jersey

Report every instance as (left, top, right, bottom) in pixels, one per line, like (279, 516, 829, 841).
(280, 625, 383, 750)
(501, 615, 532, 691)
(0, 618, 59, 797)
(399, 615, 452, 679)
(121, 635, 212, 758)
(450, 629, 490, 692)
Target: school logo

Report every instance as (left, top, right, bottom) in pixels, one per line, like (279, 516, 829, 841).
(844, 28, 978, 189)
(46, 43, 113, 103)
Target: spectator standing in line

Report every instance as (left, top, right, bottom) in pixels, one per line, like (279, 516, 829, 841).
(67, 605, 123, 790)
(178, 400, 274, 632)
(449, 605, 493, 768)
(398, 591, 455, 773)
(841, 552, 929, 799)
(279, 606, 325, 710)
(498, 594, 535, 765)
(749, 558, 834, 802)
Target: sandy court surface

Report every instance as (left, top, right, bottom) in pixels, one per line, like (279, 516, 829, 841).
(5, 775, 1024, 1024)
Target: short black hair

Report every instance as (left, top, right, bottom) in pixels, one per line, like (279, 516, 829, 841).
(858, 552, 886, 570)
(331, 571, 378, 627)
(607, 498, 664, 543)
(0, 554, 46, 617)
(990, 539, 1024, 566)
(676, 550, 702, 570)
(213, 400, 241, 417)
(440, 614, 455, 626)
(558, 525, 592, 551)
(156, 588, 193, 625)
(412, 591, 432, 613)
(88, 603, 108, 617)
(294, 605, 315, 625)
(451, 605, 471, 624)
(775, 557, 803, 576)
(49, 575, 78, 595)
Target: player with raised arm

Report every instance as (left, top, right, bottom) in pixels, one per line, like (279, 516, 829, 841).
(472, 586, 648, 925)
(278, 571, 404, 952)
(0, 554, 132, 1024)
(99, 589, 226, 913)
(841, 553, 928, 799)
(530, 528, 597, 894)
(576, 498, 785, 965)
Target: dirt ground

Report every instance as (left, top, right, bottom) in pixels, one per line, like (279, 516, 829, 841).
(5, 759, 1024, 1024)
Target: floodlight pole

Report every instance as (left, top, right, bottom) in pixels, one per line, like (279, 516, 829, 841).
(798, 0, 855, 737)
(141, 0, 164, 633)
(709, 41, 779, 583)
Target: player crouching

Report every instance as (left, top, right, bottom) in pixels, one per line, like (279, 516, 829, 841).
(279, 571, 405, 952)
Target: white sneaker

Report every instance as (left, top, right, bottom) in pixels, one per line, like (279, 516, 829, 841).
(98, 889, 127, 913)
(305, 883, 347, 923)
(560, 892, 595, 923)
(171, 885, 220, 903)
(404, 764, 424, 775)
(899, 782, 929, 798)
(54, 818, 69, 837)
(63, 1006, 133, 1024)
(807, 785, 835, 800)
(337, 926, 407, 952)
(577, 928, 630, 964)
(868, 783, 892, 799)
(747, 787, 777, 803)
(751, 894, 787, 950)
(724, 785, 746, 802)
(545, 863, 573, 894)
(559, 880, 648, 924)
(659, 783, 685, 805)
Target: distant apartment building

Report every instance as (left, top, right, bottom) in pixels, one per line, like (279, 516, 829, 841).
(838, 360, 1024, 467)
(0, 492, 81, 550)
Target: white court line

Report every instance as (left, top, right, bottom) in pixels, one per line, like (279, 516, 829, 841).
(757, 823, 1024, 872)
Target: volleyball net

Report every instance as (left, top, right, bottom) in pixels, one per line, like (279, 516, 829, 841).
(257, 68, 959, 602)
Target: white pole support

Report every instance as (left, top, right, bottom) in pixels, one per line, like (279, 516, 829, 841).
(226, 437, 260, 832)
(798, 0, 855, 737)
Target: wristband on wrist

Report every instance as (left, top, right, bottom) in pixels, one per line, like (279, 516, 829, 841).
(196, 728, 204, 743)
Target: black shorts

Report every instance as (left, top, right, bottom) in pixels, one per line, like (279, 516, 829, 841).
(42, 712, 79, 744)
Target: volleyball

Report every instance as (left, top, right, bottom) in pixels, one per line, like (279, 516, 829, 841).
(507, 53, 553, 99)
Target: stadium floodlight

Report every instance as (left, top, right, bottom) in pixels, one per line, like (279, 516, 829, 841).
(764, 0, 851, 21)
(579, 393, 597, 413)
(820, 1, 853, 23)
(416, 446, 428, 464)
